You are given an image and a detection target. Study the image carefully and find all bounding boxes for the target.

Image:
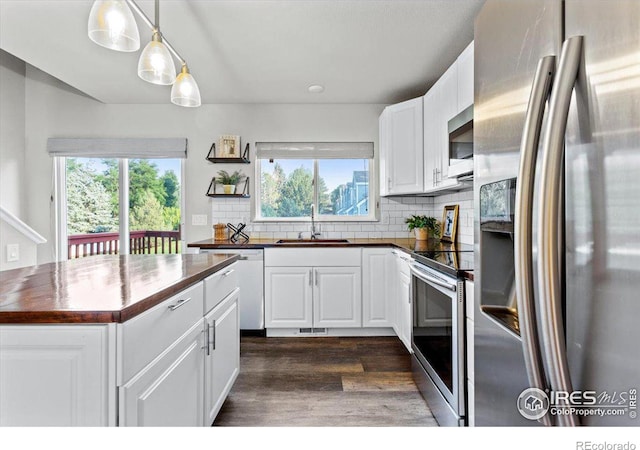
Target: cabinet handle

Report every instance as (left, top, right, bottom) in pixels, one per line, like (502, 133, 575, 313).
(168, 297, 191, 311)
(388, 177, 392, 190)
(202, 325, 210, 356)
(211, 320, 216, 351)
(309, 269, 313, 286)
(314, 269, 318, 286)
(222, 269, 235, 277)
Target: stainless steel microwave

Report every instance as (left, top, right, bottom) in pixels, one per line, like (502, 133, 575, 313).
(447, 105, 473, 178)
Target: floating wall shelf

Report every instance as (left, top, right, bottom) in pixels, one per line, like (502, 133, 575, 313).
(206, 177, 250, 198)
(206, 142, 250, 164)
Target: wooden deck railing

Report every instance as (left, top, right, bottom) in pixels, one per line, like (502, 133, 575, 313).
(68, 229, 181, 259)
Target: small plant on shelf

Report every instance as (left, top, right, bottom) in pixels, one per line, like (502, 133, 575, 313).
(216, 170, 246, 194)
(405, 215, 440, 241)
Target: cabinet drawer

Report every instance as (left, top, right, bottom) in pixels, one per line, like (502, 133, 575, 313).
(265, 248, 361, 267)
(204, 262, 238, 313)
(118, 282, 204, 384)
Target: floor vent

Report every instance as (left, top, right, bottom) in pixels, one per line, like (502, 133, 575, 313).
(298, 328, 328, 334)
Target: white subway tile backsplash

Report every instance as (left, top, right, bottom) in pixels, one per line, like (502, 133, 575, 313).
(209, 189, 474, 245)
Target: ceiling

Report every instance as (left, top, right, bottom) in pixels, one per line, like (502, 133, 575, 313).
(0, 0, 484, 104)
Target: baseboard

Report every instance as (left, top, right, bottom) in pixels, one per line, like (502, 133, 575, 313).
(266, 327, 396, 337)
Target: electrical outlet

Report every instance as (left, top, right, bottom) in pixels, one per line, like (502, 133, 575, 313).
(7, 244, 19, 262)
(191, 214, 208, 226)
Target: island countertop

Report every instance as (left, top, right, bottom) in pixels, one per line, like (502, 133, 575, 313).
(0, 254, 240, 324)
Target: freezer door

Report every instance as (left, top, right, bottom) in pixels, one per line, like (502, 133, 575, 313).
(564, 0, 640, 426)
(473, 0, 562, 426)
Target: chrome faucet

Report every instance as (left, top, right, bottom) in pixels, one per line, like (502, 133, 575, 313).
(310, 204, 321, 239)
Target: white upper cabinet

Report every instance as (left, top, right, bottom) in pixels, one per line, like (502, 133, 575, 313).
(379, 97, 424, 195)
(423, 40, 474, 192)
(424, 62, 458, 190)
(380, 41, 473, 196)
(457, 41, 474, 112)
(379, 109, 390, 197)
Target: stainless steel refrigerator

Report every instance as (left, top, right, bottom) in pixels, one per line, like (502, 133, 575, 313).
(474, 0, 640, 426)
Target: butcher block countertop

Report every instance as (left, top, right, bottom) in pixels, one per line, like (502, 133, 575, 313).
(188, 237, 418, 252)
(188, 238, 474, 280)
(0, 254, 239, 324)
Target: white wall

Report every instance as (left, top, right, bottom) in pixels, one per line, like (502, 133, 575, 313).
(8, 63, 473, 267)
(23, 64, 394, 263)
(0, 50, 26, 218)
(0, 220, 37, 271)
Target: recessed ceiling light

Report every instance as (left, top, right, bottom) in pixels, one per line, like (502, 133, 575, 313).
(308, 84, 325, 94)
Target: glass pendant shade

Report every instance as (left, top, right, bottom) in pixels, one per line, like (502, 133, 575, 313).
(88, 0, 140, 52)
(171, 65, 202, 107)
(137, 32, 176, 85)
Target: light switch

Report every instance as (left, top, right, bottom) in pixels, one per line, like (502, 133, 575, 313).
(191, 214, 208, 226)
(7, 244, 19, 262)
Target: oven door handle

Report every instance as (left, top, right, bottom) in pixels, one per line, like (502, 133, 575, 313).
(410, 264, 456, 292)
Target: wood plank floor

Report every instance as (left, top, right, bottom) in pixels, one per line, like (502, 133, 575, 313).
(213, 336, 437, 427)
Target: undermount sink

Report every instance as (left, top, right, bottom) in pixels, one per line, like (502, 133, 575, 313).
(275, 239, 350, 244)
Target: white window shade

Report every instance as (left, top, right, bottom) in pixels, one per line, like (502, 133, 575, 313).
(47, 138, 188, 159)
(255, 142, 373, 159)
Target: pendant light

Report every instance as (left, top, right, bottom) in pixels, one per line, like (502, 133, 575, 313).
(88, 0, 140, 52)
(88, 0, 202, 107)
(137, 29, 176, 85)
(137, 0, 175, 85)
(171, 64, 201, 107)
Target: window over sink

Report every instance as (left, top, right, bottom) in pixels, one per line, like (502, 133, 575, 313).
(254, 142, 376, 222)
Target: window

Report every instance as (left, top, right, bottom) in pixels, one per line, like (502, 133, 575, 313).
(255, 142, 375, 221)
(49, 138, 186, 260)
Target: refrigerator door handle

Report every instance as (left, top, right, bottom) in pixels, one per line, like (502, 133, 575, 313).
(514, 55, 556, 427)
(537, 35, 584, 427)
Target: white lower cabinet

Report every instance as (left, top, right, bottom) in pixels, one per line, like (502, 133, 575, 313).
(398, 269, 412, 352)
(204, 289, 240, 425)
(264, 267, 313, 327)
(0, 325, 114, 426)
(0, 273, 240, 427)
(362, 248, 393, 327)
(264, 249, 362, 330)
(391, 250, 413, 352)
(265, 266, 360, 328)
(313, 267, 362, 328)
(119, 281, 241, 427)
(119, 320, 205, 427)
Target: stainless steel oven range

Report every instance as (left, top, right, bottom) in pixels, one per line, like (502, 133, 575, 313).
(409, 245, 472, 427)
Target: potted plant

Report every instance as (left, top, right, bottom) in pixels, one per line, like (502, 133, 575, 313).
(216, 170, 245, 194)
(405, 215, 440, 241)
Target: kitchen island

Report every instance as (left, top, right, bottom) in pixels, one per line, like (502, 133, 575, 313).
(0, 254, 241, 426)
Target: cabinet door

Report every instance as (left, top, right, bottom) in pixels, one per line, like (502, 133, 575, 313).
(379, 108, 390, 197)
(387, 252, 400, 336)
(437, 63, 458, 182)
(362, 248, 392, 327)
(120, 320, 204, 426)
(204, 289, 240, 425)
(0, 325, 113, 426)
(398, 270, 412, 353)
(313, 267, 362, 328)
(264, 267, 313, 327)
(423, 88, 439, 189)
(457, 41, 474, 112)
(387, 97, 424, 195)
